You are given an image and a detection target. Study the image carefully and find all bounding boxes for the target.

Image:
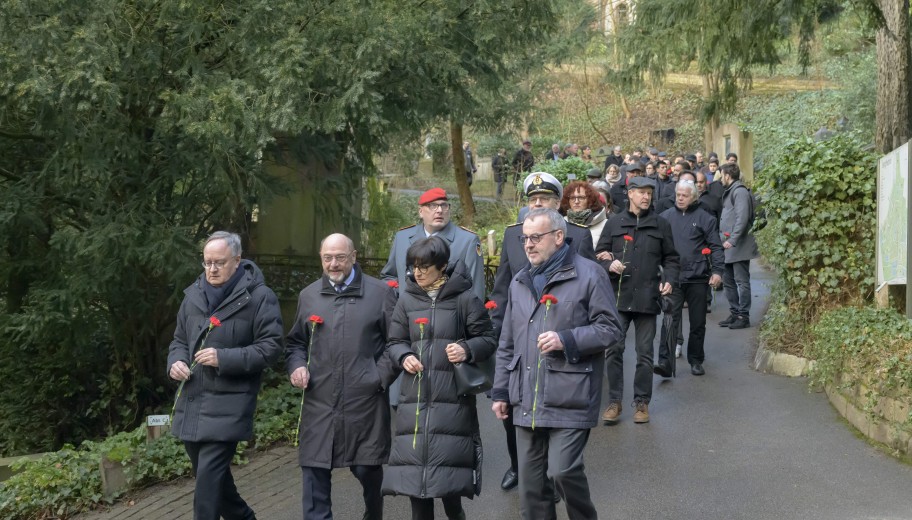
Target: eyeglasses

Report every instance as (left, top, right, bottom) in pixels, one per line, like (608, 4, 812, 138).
(519, 229, 559, 245)
(422, 202, 450, 212)
(569, 196, 587, 202)
(321, 253, 352, 263)
(528, 195, 557, 205)
(412, 264, 435, 274)
(202, 259, 231, 270)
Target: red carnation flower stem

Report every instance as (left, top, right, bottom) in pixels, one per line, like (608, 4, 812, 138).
(616, 236, 632, 307)
(532, 295, 557, 430)
(294, 316, 323, 446)
(413, 319, 428, 449)
(171, 316, 221, 424)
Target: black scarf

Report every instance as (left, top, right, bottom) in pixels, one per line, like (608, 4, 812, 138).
(204, 261, 247, 314)
(529, 243, 569, 298)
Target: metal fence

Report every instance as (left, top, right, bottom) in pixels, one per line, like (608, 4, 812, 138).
(252, 255, 500, 299)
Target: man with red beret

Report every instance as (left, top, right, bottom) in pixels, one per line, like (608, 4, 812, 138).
(381, 188, 485, 301)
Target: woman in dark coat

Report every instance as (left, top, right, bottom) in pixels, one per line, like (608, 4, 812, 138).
(382, 237, 496, 520)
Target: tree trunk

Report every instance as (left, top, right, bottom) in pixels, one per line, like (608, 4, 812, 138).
(701, 74, 719, 153)
(874, 0, 911, 153)
(450, 120, 475, 226)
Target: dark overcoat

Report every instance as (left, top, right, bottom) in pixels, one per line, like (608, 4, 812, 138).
(285, 265, 397, 469)
(168, 260, 284, 442)
(489, 221, 595, 336)
(491, 248, 622, 429)
(596, 208, 681, 315)
(382, 263, 496, 499)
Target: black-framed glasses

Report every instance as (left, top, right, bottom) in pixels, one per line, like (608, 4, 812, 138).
(321, 253, 353, 263)
(569, 196, 587, 202)
(519, 229, 559, 245)
(411, 264, 434, 274)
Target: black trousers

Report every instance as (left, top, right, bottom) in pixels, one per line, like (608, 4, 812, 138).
(409, 495, 464, 520)
(184, 441, 255, 520)
(503, 408, 519, 471)
(662, 283, 709, 364)
(515, 427, 596, 520)
(606, 311, 658, 404)
(301, 465, 383, 520)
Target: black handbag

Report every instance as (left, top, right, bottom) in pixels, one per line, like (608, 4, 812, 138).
(454, 357, 494, 395)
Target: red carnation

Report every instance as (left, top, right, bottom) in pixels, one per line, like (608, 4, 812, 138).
(539, 294, 558, 305)
(623, 235, 633, 242)
(701, 248, 712, 255)
(209, 316, 222, 327)
(724, 232, 731, 238)
(308, 315, 324, 324)
(386, 280, 399, 289)
(414, 318, 430, 325)
(484, 301, 498, 310)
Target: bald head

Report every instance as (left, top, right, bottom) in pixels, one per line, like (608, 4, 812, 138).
(320, 233, 354, 253)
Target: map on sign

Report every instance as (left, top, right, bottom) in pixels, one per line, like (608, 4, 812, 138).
(877, 142, 909, 285)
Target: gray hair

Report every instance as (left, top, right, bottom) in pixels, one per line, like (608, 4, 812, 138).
(676, 180, 699, 200)
(525, 208, 567, 235)
(205, 231, 242, 256)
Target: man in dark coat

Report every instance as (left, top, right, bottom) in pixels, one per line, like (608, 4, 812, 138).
(512, 140, 535, 184)
(492, 208, 622, 520)
(286, 233, 397, 520)
(168, 231, 284, 520)
(463, 141, 477, 186)
(609, 163, 642, 212)
(604, 145, 624, 169)
(596, 177, 680, 424)
(659, 182, 724, 376)
(695, 170, 722, 219)
(492, 148, 509, 200)
(488, 172, 595, 492)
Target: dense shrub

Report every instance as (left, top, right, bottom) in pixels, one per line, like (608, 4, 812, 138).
(0, 382, 299, 520)
(754, 132, 876, 353)
(809, 306, 912, 422)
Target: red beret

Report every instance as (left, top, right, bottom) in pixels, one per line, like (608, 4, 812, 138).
(418, 188, 448, 206)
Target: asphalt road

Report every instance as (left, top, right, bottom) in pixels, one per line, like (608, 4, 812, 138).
(82, 265, 912, 520)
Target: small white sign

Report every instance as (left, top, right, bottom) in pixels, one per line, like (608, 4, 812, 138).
(566, 174, 577, 181)
(147, 415, 171, 427)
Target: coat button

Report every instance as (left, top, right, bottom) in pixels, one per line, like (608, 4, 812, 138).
(522, 412, 527, 416)
(527, 366, 531, 370)
(188, 397, 194, 402)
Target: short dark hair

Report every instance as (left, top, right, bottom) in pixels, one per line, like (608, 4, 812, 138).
(726, 152, 739, 161)
(720, 162, 741, 180)
(708, 158, 719, 165)
(406, 236, 450, 271)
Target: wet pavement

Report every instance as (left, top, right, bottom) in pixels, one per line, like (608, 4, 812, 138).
(78, 265, 912, 519)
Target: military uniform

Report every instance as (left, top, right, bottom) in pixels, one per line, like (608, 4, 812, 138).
(380, 221, 485, 301)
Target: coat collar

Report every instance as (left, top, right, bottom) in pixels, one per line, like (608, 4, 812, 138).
(319, 264, 365, 297)
(516, 246, 578, 292)
(407, 221, 456, 243)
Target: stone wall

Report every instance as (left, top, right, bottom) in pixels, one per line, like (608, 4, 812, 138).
(754, 342, 912, 460)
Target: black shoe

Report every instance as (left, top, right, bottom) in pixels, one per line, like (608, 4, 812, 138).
(728, 316, 750, 329)
(690, 363, 705, 376)
(653, 364, 674, 378)
(719, 314, 736, 327)
(500, 468, 518, 490)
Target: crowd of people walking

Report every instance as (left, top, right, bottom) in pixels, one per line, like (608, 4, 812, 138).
(166, 141, 760, 520)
